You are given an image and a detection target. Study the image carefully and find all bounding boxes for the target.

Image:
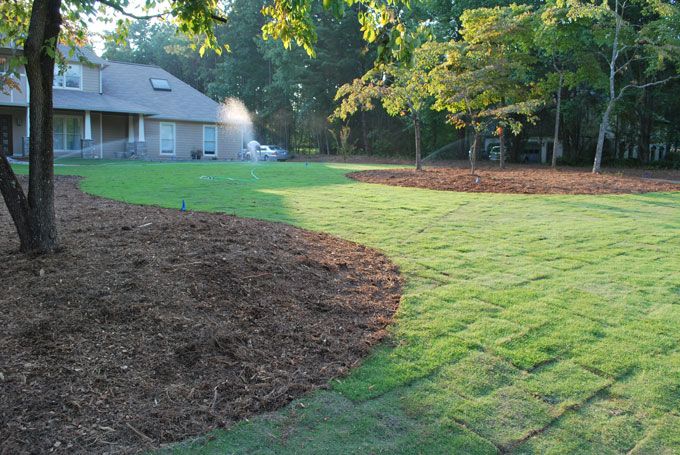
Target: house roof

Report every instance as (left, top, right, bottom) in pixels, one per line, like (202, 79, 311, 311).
(53, 90, 156, 115)
(57, 44, 106, 66)
(101, 61, 222, 123)
(1, 44, 223, 123)
(0, 43, 105, 66)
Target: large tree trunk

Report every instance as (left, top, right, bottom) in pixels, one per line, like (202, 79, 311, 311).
(414, 115, 422, 171)
(26, 0, 61, 252)
(551, 73, 563, 169)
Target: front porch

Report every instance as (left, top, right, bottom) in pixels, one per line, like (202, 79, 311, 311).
(0, 106, 148, 160)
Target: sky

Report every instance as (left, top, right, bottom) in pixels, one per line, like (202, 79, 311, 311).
(85, 0, 168, 54)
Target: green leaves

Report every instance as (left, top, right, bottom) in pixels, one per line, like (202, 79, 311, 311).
(427, 6, 542, 134)
(261, 0, 417, 62)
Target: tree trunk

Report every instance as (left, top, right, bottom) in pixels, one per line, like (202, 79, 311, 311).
(551, 73, 563, 169)
(0, 0, 62, 253)
(0, 154, 33, 248)
(637, 88, 653, 163)
(25, 0, 62, 252)
(499, 128, 506, 169)
(594, 0, 621, 174)
(593, 100, 613, 173)
(510, 130, 525, 163)
(470, 132, 480, 175)
(361, 110, 369, 154)
(414, 115, 422, 171)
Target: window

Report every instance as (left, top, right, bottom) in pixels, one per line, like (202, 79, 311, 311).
(150, 78, 171, 91)
(53, 64, 82, 89)
(53, 116, 82, 151)
(0, 56, 8, 73)
(160, 123, 175, 155)
(203, 125, 217, 156)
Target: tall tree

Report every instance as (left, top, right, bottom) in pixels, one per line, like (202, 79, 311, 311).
(535, 1, 597, 168)
(570, 0, 680, 173)
(331, 47, 435, 170)
(428, 5, 541, 174)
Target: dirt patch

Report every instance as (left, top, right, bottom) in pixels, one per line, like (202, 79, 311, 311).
(348, 167, 680, 195)
(0, 177, 401, 454)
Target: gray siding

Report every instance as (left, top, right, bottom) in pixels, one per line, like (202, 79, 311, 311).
(101, 113, 127, 159)
(82, 65, 100, 93)
(11, 108, 25, 154)
(219, 124, 243, 160)
(145, 119, 241, 160)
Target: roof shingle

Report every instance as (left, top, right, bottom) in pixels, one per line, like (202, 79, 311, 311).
(101, 61, 221, 123)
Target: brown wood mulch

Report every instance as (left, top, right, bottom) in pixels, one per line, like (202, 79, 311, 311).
(348, 167, 680, 194)
(0, 176, 401, 454)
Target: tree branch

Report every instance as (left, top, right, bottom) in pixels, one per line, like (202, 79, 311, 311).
(96, 0, 167, 20)
(617, 74, 680, 100)
(95, 0, 228, 23)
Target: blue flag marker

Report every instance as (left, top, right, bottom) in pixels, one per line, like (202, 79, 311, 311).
(181, 199, 186, 211)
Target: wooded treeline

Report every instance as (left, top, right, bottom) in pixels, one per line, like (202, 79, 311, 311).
(102, 0, 680, 167)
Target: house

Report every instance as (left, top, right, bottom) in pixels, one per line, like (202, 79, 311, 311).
(0, 46, 244, 160)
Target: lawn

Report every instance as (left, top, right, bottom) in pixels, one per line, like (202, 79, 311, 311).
(25, 160, 680, 453)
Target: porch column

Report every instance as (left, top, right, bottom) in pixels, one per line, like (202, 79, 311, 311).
(138, 114, 145, 142)
(128, 114, 135, 143)
(81, 110, 95, 158)
(135, 113, 147, 159)
(84, 110, 92, 140)
(24, 75, 30, 157)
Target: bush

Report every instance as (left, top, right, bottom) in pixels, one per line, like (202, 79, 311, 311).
(650, 152, 680, 169)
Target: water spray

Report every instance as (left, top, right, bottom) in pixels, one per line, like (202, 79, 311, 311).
(218, 98, 254, 160)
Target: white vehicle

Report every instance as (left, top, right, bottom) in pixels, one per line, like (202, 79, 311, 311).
(244, 144, 290, 161)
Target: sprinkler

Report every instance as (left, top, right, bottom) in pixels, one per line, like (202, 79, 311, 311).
(181, 199, 186, 211)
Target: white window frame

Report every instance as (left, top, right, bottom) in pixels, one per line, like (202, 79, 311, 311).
(53, 63, 82, 91)
(53, 115, 83, 152)
(203, 125, 218, 157)
(159, 122, 176, 156)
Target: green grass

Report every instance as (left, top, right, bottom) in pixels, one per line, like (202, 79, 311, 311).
(18, 160, 680, 453)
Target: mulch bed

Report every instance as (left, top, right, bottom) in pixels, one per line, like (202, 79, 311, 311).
(348, 167, 680, 194)
(0, 177, 401, 454)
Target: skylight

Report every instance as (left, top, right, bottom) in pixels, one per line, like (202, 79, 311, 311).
(150, 78, 171, 91)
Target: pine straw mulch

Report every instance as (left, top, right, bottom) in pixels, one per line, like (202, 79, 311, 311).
(0, 176, 401, 454)
(348, 166, 680, 194)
